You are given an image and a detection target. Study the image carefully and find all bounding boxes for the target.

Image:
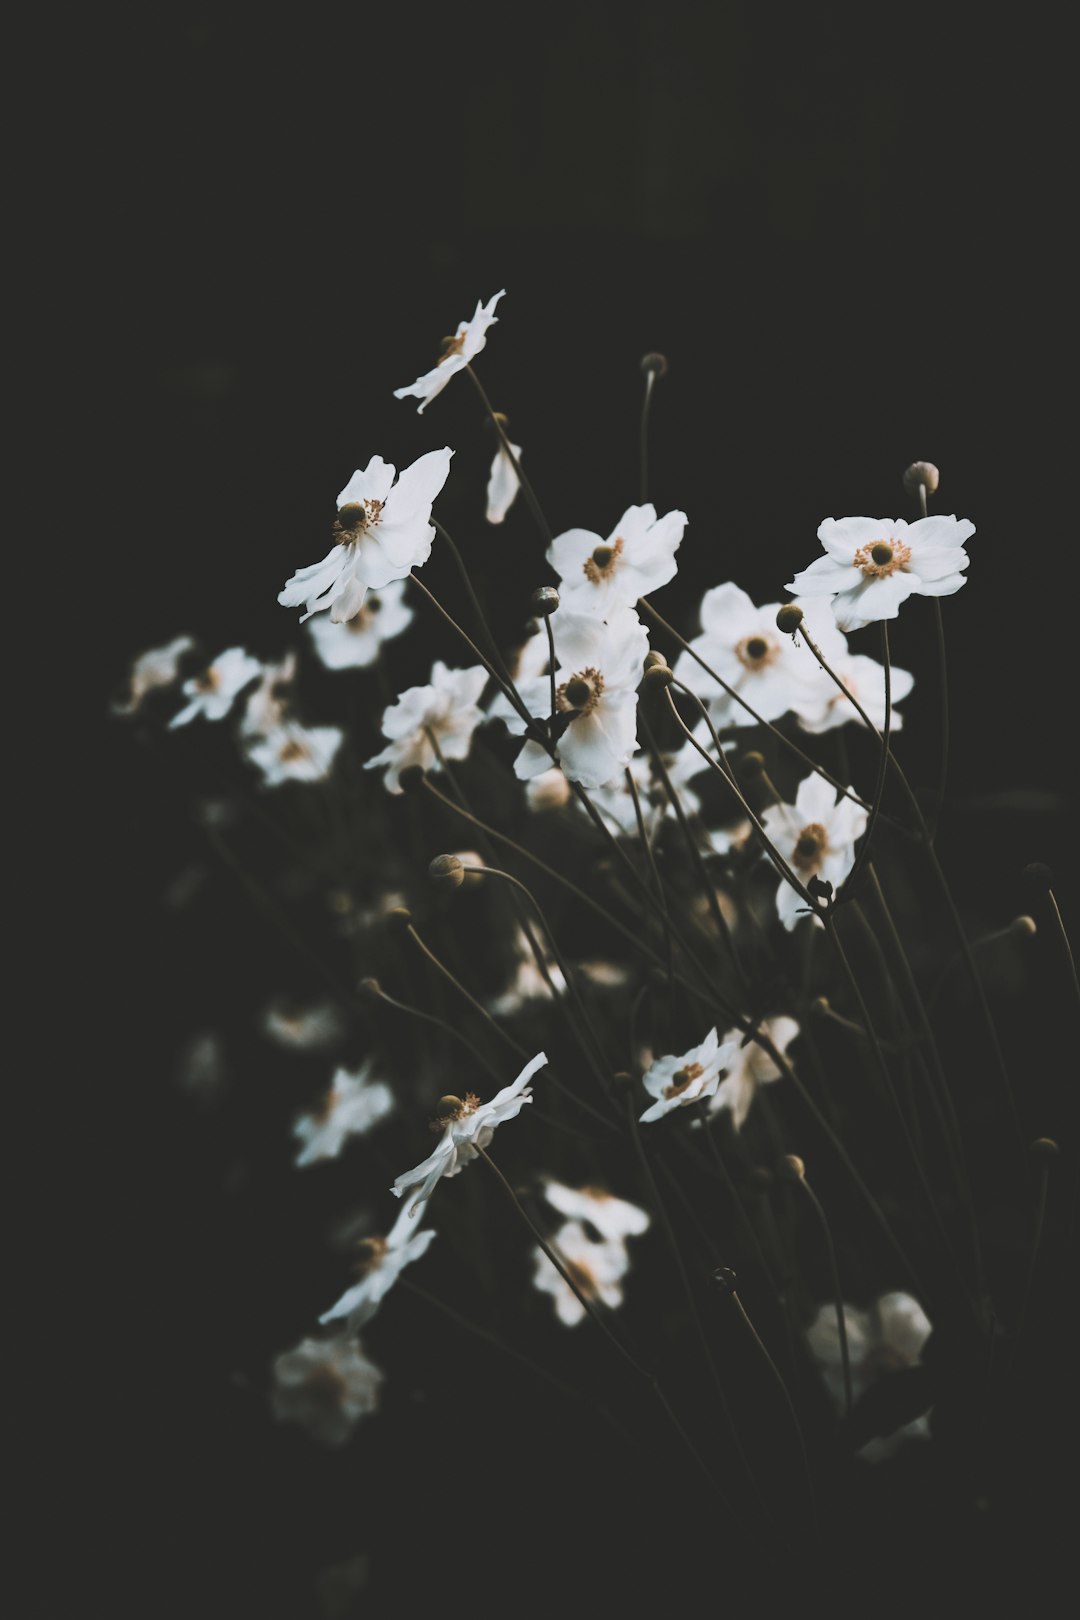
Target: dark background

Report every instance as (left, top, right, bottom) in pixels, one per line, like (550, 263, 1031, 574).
(40, 5, 1076, 1616)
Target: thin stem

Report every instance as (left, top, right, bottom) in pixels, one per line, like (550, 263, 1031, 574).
(640, 368, 656, 503)
(433, 519, 520, 695)
(1047, 889, 1080, 1012)
(915, 481, 950, 843)
(840, 620, 891, 901)
(697, 1105, 783, 1296)
(542, 613, 557, 725)
(796, 1176, 853, 1416)
(728, 1284, 818, 1538)
(465, 365, 552, 546)
(625, 765, 675, 1028)
(409, 572, 534, 732)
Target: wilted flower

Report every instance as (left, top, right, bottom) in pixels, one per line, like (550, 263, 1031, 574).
(270, 1334, 383, 1446)
(168, 647, 263, 729)
(541, 1180, 650, 1242)
(788, 514, 975, 632)
(365, 660, 488, 794)
(759, 773, 868, 930)
(393, 290, 505, 413)
(278, 450, 453, 624)
(706, 1016, 800, 1129)
(485, 439, 523, 525)
(292, 1063, 395, 1167)
(673, 584, 828, 730)
(507, 607, 650, 789)
(305, 579, 414, 669)
(806, 1291, 933, 1461)
(112, 635, 194, 715)
(319, 1202, 436, 1331)
(260, 998, 345, 1051)
(640, 1027, 740, 1122)
(532, 1219, 632, 1327)
(244, 721, 345, 787)
(391, 1051, 547, 1215)
(547, 504, 686, 618)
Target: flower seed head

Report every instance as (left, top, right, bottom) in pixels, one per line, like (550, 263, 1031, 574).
(429, 854, 465, 889)
(775, 603, 804, 635)
(530, 586, 560, 617)
(777, 1153, 806, 1183)
(640, 661, 674, 692)
(1009, 914, 1037, 938)
(640, 351, 669, 378)
(902, 461, 940, 496)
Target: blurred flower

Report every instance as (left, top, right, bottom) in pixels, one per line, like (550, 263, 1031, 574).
(245, 721, 345, 787)
(525, 766, 572, 812)
(365, 660, 488, 794)
(168, 647, 262, 729)
(319, 1202, 436, 1331)
(489, 930, 566, 1016)
(508, 607, 650, 789)
(174, 1031, 229, 1107)
(788, 514, 974, 632)
(706, 1016, 800, 1129)
(260, 998, 345, 1051)
(391, 1051, 547, 1215)
(278, 450, 453, 624)
(393, 290, 505, 413)
(640, 1027, 740, 1122)
(485, 439, 523, 524)
(532, 1219, 632, 1327)
(541, 1180, 649, 1242)
(759, 773, 867, 931)
(306, 579, 414, 669)
(584, 741, 704, 838)
(112, 635, 194, 715)
(673, 584, 827, 729)
(241, 652, 298, 737)
(270, 1334, 383, 1446)
(547, 503, 685, 618)
(293, 1063, 395, 1167)
(806, 1291, 933, 1461)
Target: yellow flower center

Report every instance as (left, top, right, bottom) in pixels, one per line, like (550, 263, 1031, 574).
(334, 499, 384, 543)
(438, 330, 469, 364)
(557, 667, 605, 717)
(346, 595, 382, 633)
(791, 822, 828, 873)
(352, 1235, 389, 1277)
(853, 538, 912, 578)
(583, 537, 625, 584)
(430, 1092, 481, 1130)
(664, 1061, 705, 1099)
(735, 634, 778, 671)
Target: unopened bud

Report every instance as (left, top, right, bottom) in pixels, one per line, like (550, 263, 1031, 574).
(810, 995, 831, 1018)
(640, 351, 668, 378)
(775, 603, 804, 635)
(612, 1070, 634, 1090)
(530, 586, 560, 617)
(903, 461, 940, 496)
(641, 661, 674, 692)
(1009, 914, 1037, 938)
(643, 649, 670, 673)
(436, 1094, 462, 1115)
(386, 906, 413, 933)
(429, 854, 465, 890)
(398, 764, 426, 794)
(1029, 1136, 1059, 1159)
(777, 1153, 806, 1183)
(358, 976, 382, 998)
(739, 750, 766, 779)
(712, 1265, 738, 1293)
(489, 411, 510, 431)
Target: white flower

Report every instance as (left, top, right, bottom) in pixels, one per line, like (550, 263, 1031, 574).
(639, 1027, 741, 1123)
(241, 653, 298, 738)
(292, 1063, 395, 1167)
(319, 1202, 436, 1331)
(485, 439, 523, 524)
(305, 578, 414, 669)
(759, 773, 868, 931)
(788, 514, 975, 633)
(789, 605, 914, 733)
(707, 1016, 800, 1129)
(806, 1291, 932, 1461)
(532, 1219, 632, 1327)
(364, 660, 488, 794)
(278, 450, 453, 624)
(260, 998, 345, 1051)
(270, 1334, 383, 1446)
(547, 503, 686, 618)
(393, 289, 505, 413)
(244, 721, 345, 787)
(673, 584, 829, 730)
(489, 930, 567, 1016)
(507, 607, 649, 789)
(584, 741, 704, 839)
(391, 1051, 547, 1215)
(541, 1180, 650, 1242)
(168, 647, 262, 729)
(113, 635, 194, 715)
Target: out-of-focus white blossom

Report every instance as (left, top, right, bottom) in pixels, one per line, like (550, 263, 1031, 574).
(485, 439, 522, 524)
(584, 742, 704, 839)
(169, 647, 263, 729)
(244, 721, 344, 787)
(278, 450, 453, 624)
(319, 1202, 436, 1331)
(806, 1291, 933, 1461)
(531, 1219, 632, 1327)
(292, 1063, 395, 1168)
(393, 290, 505, 413)
(759, 773, 867, 931)
(365, 661, 488, 794)
(260, 999, 345, 1051)
(525, 766, 572, 812)
(241, 653, 298, 737)
(541, 1180, 650, 1242)
(489, 930, 567, 1016)
(673, 585, 829, 730)
(113, 635, 194, 715)
(270, 1334, 383, 1446)
(791, 606, 914, 733)
(391, 1052, 547, 1215)
(705, 1016, 800, 1129)
(788, 515, 974, 632)
(305, 579, 414, 670)
(639, 1027, 740, 1123)
(547, 504, 685, 618)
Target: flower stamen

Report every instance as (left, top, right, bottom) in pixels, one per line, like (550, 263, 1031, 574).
(583, 537, 624, 584)
(853, 538, 912, 578)
(664, 1061, 705, 1099)
(735, 634, 778, 671)
(556, 666, 605, 717)
(791, 822, 828, 873)
(334, 499, 384, 542)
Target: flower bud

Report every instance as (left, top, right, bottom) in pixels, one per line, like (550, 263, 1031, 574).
(712, 1265, 738, 1293)
(1029, 1136, 1059, 1160)
(398, 764, 426, 794)
(641, 661, 674, 692)
(530, 586, 560, 617)
(640, 351, 668, 378)
(429, 854, 465, 890)
(809, 995, 831, 1018)
(611, 1069, 634, 1090)
(357, 976, 382, 998)
(777, 1153, 806, 1183)
(903, 461, 940, 496)
(643, 649, 670, 673)
(775, 603, 804, 635)
(386, 906, 413, 933)
(739, 750, 766, 779)
(1009, 914, 1037, 938)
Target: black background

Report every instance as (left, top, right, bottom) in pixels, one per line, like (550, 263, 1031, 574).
(36, 5, 1076, 1616)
